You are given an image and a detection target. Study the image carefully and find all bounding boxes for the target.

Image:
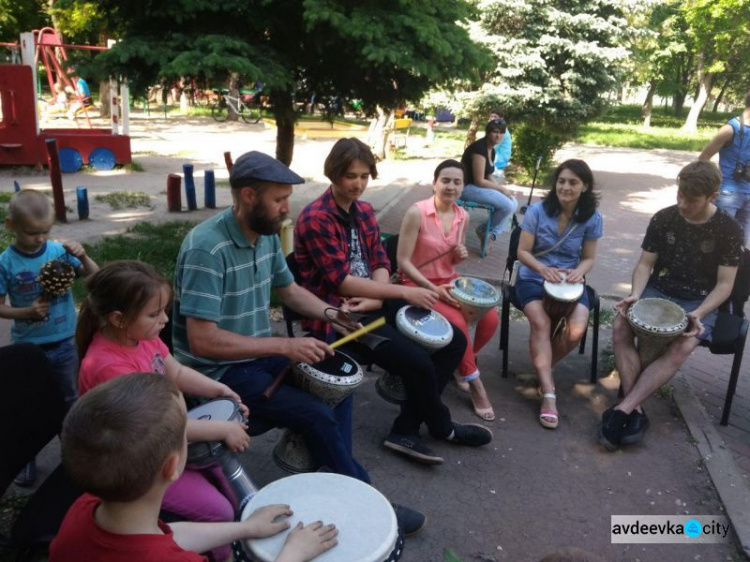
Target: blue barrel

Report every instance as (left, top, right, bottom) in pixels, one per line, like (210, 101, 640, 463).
(76, 187, 89, 220)
(183, 164, 197, 211)
(204, 169, 216, 209)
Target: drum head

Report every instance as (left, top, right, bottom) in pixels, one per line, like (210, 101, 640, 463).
(543, 279, 584, 302)
(395, 306, 453, 350)
(187, 399, 238, 422)
(450, 277, 499, 306)
(295, 351, 363, 387)
(242, 473, 398, 562)
(627, 298, 688, 336)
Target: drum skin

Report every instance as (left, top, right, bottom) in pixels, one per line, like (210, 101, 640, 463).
(542, 277, 584, 324)
(186, 399, 243, 468)
(242, 473, 402, 562)
(395, 305, 453, 352)
(449, 277, 500, 324)
(627, 297, 688, 366)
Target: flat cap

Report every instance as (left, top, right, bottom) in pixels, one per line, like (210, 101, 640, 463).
(229, 151, 304, 188)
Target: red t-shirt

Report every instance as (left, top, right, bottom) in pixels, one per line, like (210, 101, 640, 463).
(50, 494, 207, 562)
(78, 333, 169, 394)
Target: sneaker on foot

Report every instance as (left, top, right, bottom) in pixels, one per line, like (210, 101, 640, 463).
(620, 408, 650, 445)
(447, 422, 493, 447)
(599, 407, 629, 451)
(14, 459, 37, 488)
(383, 433, 444, 465)
(391, 503, 426, 537)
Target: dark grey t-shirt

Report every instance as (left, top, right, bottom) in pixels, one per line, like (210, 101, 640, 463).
(642, 205, 742, 300)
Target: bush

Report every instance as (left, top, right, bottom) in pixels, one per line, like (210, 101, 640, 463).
(512, 123, 565, 177)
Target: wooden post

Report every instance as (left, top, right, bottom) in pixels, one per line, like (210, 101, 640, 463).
(223, 151, 233, 173)
(45, 139, 67, 223)
(183, 164, 197, 211)
(167, 173, 181, 212)
(204, 170, 216, 209)
(76, 187, 89, 220)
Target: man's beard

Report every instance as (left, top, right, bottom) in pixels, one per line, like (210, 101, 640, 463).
(246, 201, 285, 235)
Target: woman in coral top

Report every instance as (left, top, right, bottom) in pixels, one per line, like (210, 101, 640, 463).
(397, 160, 498, 420)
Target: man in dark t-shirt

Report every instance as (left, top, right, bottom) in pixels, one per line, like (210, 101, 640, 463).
(600, 161, 742, 451)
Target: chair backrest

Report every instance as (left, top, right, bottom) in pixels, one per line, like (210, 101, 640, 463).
(283, 253, 305, 334)
(0, 343, 66, 492)
(383, 234, 399, 273)
(506, 225, 522, 277)
(728, 247, 750, 315)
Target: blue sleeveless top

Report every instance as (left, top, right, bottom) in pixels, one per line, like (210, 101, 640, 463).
(719, 117, 750, 194)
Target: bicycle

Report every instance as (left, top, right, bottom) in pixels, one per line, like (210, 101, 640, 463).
(211, 89, 262, 124)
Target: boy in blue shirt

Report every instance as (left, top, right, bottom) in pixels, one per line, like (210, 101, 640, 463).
(0, 189, 99, 485)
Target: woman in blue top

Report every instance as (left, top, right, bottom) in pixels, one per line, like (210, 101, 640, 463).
(515, 159, 603, 430)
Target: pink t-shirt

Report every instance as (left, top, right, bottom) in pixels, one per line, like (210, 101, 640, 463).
(405, 197, 466, 283)
(78, 332, 169, 394)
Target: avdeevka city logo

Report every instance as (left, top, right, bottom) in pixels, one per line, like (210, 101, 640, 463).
(684, 519, 702, 538)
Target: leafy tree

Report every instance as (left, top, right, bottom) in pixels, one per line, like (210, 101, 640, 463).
(75, 0, 488, 165)
(429, 0, 631, 173)
(0, 0, 49, 44)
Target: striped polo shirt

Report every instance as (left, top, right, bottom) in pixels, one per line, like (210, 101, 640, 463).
(172, 207, 293, 379)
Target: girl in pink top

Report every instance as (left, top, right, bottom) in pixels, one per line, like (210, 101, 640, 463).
(397, 160, 498, 420)
(76, 261, 250, 562)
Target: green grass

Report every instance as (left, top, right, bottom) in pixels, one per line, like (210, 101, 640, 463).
(0, 192, 12, 204)
(124, 161, 145, 172)
(94, 191, 152, 210)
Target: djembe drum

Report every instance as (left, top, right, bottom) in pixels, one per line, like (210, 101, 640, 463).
(449, 277, 500, 325)
(37, 258, 76, 298)
(542, 274, 584, 339)
(394, 305, 453, 352)
(242, 473, 404, 562)
(273, 351, 363, 474)
(187, 399, 258, 513)
(626, 297, 688, 367)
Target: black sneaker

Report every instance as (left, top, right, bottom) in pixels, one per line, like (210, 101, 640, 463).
(620, 409, 650, 445)
(447, 423, 493, 447)
(383, 433, 444, 465)
(14, 459, 37, 488)
(599, 407, 630, 451)
(391, 503, 426, 537)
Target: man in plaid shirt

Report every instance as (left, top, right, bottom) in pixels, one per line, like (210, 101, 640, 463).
(295, 138, 493, 467)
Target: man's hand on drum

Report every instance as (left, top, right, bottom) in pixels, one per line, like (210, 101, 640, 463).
(436, 283, 460, 308)
(452, 244, 468, 263)
(614, 295, 639, 317)
(222, 420, 251, 453)
(283, 337, 334, 364)
(403, 286, 439, 309)
(341, 296, 383, 314)
(216, 384, 250, 417)
(537, 266, 566, 283)
(683, 312, 705, 338)
(280, 520, 339, 562)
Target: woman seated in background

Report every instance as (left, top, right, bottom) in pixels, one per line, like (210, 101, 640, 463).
(459, 119, 518, 255)
(397, 159, 497, 421)
(515, 159, 602, 430)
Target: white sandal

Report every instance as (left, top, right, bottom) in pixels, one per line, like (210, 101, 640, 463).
(539, 390, 558, 429)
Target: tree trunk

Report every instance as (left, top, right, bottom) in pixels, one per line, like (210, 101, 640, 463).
(712, 75, 731, 113)
(272, 89, 296, 165)
(673, 90, 687, 114)
(99, 80, 110, 118)
(464, 118, 480, 150)
(226, 73, 240, 122)
(683, 55, 713, 134)
(641, 81, 657, 128)
(371, 107, 393, 161)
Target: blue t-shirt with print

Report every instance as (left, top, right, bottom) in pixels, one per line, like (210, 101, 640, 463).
(0, 241, 81, 344)
(518, 201, 603, 283)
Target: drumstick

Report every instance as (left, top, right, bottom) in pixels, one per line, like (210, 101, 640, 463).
(260, 316, 386, 401)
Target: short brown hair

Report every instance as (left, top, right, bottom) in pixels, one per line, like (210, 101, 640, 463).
(62, 373, 186, 502)
(324, 138, 378, 184)
(677, 160, 721, 197)
(8, 189, 52, 223)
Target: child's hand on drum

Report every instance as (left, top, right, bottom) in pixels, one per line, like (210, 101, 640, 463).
(242, 504, 293, 537)
(217, 385, 250, 417)
(279, 521, 339, 562)
(222, 420, 251, 452)
(614, 295, 639, 317)
(683, 312, 704, 337)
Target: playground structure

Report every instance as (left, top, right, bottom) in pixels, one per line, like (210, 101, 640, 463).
(0, 29, 131, 172)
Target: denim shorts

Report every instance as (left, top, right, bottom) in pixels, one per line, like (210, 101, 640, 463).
(515, 277, 590, 310)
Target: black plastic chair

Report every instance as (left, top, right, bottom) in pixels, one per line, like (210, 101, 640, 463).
(283, 252, 309, 338)
(0, 343, 82, 560)
(498, 224, 600, 383)
(699, 247, 750, 426)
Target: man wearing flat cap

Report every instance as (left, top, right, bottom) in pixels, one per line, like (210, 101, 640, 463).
(172, 151, 426, 534)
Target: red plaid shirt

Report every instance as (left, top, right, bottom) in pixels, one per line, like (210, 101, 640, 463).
(294, 187, 391, 338)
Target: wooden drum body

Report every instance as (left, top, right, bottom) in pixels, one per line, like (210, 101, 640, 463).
(542, 276, 584, 337)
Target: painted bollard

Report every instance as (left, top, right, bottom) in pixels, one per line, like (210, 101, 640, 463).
(204, 170, 216, 209)
(167, 173, 182, 212)
(76, 187, 89, 220)
(183, 163, 198, 211)
(14, 181, 21, 192)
